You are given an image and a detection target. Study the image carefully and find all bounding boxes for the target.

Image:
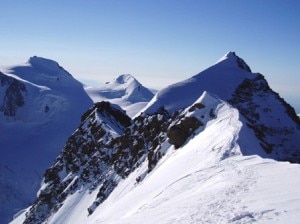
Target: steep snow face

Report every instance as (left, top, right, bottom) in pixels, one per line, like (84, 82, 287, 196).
(216, 51, 252, 72)
(85, 74, 154, 117)
(12, 92, 300, 224)
(141, 52, 300, 162)
(0, 57, 93, 223)
(141, 52, 255, 115)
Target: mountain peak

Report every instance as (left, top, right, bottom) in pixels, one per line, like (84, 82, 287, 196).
(114, 74, 136, 84)
(26, 56, 72, 76)
(216, 51, 252, 72)
(100, 74, 154, 104)
(28, 56, 59, 68)
(225, 51, 237, 58)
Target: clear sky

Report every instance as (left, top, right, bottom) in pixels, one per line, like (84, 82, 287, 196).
(0, 0, 299, 111)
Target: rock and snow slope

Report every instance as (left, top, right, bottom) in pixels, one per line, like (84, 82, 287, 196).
(142, 52, 300, 162)
(85, 74, 154, 117)
(11, 52, 300, 224)
(0, 57, 93, 223)
(12, 91, 300, 224)
(141, 51, 253, 115)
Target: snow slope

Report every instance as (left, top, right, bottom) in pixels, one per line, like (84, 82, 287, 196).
(12, 92, 300, 224)
(0, 57, 93, 223)
(10, 52, 300, 224)
(85, 74, 154, 117)
(88, 94, 300, 223)
(141, 52, 300, 162)
(141, 51, 254, 115)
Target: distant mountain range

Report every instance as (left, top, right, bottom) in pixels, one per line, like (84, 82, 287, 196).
(2, 52, 300, 224)
(7, 52, 300, 224)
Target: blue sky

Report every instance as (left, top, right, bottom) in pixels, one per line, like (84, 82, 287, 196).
(0, 0, 299, 111)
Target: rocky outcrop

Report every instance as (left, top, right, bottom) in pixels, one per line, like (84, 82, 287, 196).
(0, 72, 27, 117)
(167, 116, 203, 148)
(229, 74, 300, 162)
(23, 102, 171, 223)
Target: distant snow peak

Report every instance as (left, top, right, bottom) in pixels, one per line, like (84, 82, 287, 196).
(86, 74, 154, 116)
(217, 51, 252, 72)
(0, 57, 93, 223)
(114, 74, 135, 84)
(27, 56, 72, 76)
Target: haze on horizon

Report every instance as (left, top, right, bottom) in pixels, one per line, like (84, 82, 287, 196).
(0, 0, 299, 112)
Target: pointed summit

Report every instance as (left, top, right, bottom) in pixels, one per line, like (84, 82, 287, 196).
(114, 74, 135, 84)
(141, 52, 255, 115)
(87, 74, 154, 104)
(216, 51, 252, 72)
(86, 74, 154, 117)
(216, 51, 237, 62)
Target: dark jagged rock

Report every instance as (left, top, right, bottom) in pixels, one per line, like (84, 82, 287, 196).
(23, 102, 171, 223)
(229, 74, 300, 162)
(234, 52, 252, 72)
(0, 72, 27, 117)
(167, 116, 203, 148)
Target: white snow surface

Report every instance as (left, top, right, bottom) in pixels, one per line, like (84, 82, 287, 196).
(12, 92, 300, 224)
(141, 52, 255, 115)
(0, 57, 93, 223)
(85, 74, 154, 117)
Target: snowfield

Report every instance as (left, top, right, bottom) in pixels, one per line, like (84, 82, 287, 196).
(7, 52, 300, 224)
(11, 92, 300, 224)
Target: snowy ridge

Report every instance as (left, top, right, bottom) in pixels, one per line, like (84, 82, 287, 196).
(85, 74, 154, 117)
(12, 91, 300, 224)
(87, 93, 299, 224)
(141, 52, 300, 162)
(216, 51, 252, 72)
(141, 52, 255, 115)
(10, 53, 300, 224)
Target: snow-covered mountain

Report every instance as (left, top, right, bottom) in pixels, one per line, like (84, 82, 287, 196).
(0, 57, 93, 223)
(85, 74, 154, 117)
(142, 52, 300, 162)
(11, 52, 300, 224)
